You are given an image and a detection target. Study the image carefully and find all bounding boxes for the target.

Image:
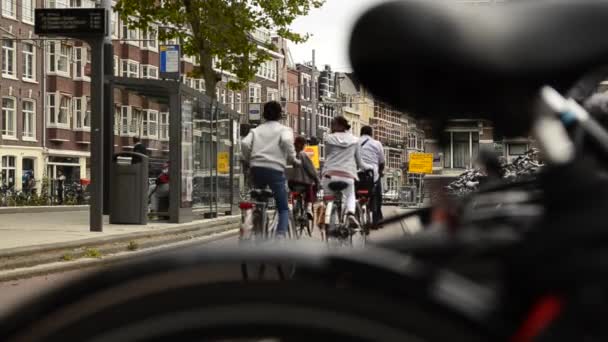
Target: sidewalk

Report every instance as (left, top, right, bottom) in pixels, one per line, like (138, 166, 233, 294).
(0, 210, 196, 250)
(0, 210, 240, 280)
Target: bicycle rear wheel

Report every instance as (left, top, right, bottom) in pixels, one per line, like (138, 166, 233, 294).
(326, 202, 344, 248)
(297, 199, 313, 239)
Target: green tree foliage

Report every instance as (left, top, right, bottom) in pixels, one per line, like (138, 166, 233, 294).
(115, 0, 324, 99)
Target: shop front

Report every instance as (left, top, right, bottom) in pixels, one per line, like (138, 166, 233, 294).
(45, 150, 89, 183)
(0, 146, 45, 191)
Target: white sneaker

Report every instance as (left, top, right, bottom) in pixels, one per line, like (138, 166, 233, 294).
(306, 203, 314, 219)
(346, 213, 360, 229)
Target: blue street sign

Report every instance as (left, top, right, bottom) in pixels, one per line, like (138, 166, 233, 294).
(159, 45, 180, 79)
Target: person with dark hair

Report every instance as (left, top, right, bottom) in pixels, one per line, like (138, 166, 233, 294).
(288, 136, 320, 218)
(262, 100, 283, 121)
(359, 125, 385, 225)
(322, 116, 372, 231)
(133, 137, 147, 155)
(56, 170, 66, 204)
(241, 101, 298, 238)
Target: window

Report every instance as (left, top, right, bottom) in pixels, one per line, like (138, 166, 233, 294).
(47, 0, 66, 8)
(69, 0, 95, 7)
(141, 65, 158, 79)
(266, 88, 278, 102)
(193, 79, 205, 92)
(142, 110, 158, 138)
(111, 11, 119, 38)
(47, 93, 71, 127)
(2, 0, 16, 18)
(2, 39, 16, 78)
(228, 91, 234, 111)
(22, 100, 35, 139)
(248, 84, 261, 104)
(443, 131, 480, 169)
(408, 133, 417, 149)
(1, 97, 15, 138)
(47, 42, 71, 76)
(22, 42, 35, 81)
(121, 20, 139, 46)
(22, 0, 34, 23)
(121, 60, 139, 78)
(48, 43, 55, 72)
(221, 89, 226, 104)
(1, 156, 15, 188)
(159, 112, 169, 140)
(73, 47, 84, 79)
(119, 106, 144, 136)
(114, 106, 120, 135)
(236, 93, 242, 113)
(141, 27, 157, 50)
(120, 106, 130, 135)
(113, 55, 119, 77)
(131, 108, 141, 135)
(256, 60, 276, 80)
(73, 97, 90, 130)
(58, 95, 70, 126)
(58, 44, 70, 74)
(509, 143, 528, 156)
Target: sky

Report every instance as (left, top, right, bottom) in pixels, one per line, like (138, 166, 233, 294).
(288, 0, 387, 72)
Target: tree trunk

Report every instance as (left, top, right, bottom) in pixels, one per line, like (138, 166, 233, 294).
(199, 50, 220, 101)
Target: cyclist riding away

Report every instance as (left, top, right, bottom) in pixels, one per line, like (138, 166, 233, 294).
(359, 126, 385, 225)
(322, 116, 372, 230)
(288, 136, 320, 219)
(241, 101, 299, 238)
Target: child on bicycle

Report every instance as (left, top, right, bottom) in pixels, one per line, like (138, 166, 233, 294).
(288, 136, 320, 218)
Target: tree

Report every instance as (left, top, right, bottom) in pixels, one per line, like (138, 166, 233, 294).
(115, 0, 324, 99)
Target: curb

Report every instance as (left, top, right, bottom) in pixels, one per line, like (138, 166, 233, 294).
(0, 229, 239, 282)
(0, 216, 240, 272)
(0, 215, 239, 258)
(0, 205, 89, 214)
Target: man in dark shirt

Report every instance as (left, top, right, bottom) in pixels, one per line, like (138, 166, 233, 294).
(133, 137, 147, 155)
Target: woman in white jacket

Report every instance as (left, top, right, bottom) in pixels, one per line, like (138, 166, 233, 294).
(322, 116, 372, 229)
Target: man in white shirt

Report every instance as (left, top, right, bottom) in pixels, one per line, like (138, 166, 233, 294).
(359, 126, 385, 225)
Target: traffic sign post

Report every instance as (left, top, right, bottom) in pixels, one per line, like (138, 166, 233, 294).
(408, 153, 434, 174)
(407, 153, 434, 206)
(159, 45, 181, 80)
(248, 103, 261, 124)
(36, 8, 107, 232)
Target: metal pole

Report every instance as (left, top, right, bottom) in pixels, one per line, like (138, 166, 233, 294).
(89, 38, 104, 232)
(311, 50, 317, 138)
(102, 3, 114, 214)
(228, 115, 234, 215)
(213, 103, 219, 216)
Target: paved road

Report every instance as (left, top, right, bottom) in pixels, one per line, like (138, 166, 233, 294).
(0, 206, 419, 318)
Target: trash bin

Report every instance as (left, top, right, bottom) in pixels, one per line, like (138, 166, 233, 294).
(110, 152, 149, 224)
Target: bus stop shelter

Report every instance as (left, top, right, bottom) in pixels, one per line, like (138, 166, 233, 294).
(105, 78, 240, 223)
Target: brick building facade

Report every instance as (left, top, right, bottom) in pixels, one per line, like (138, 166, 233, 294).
(0, 0, 44, 189)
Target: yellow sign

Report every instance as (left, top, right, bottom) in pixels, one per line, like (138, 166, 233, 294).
(408, 153, 433, 174)
(218, 152, 230, 174)
(304, 145, 320, 170)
